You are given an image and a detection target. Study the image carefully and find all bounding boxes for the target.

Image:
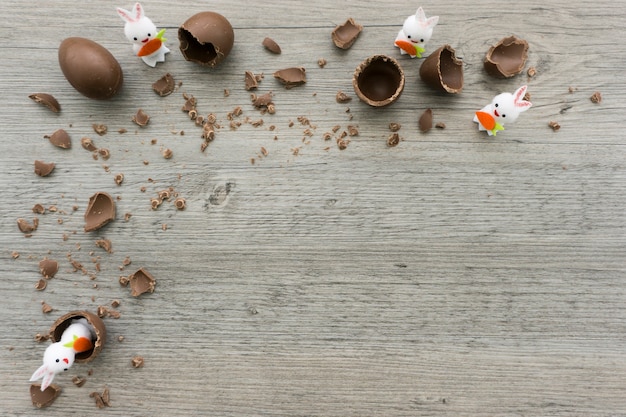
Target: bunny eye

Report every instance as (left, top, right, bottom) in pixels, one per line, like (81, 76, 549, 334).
(133, 37, 138, 41)
(407, 35, 411, 39)
(420, 39, 424, 42)
(55, 358, 60, 363)
(147, 33, 151, 37)
(495, 103, 499, 108)
(63, 368, 68, 371)
(502, 114, 506, 118)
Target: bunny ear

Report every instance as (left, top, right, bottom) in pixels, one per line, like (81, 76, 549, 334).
(426, 15, 439, 28)
(415, 7, 426, 22)
(116, 7, 135, 22)
(30, 364, 48, 382)
(513, 85, 532, 109)
(40, 371, 56, 392)
(134, 3, 144, 20)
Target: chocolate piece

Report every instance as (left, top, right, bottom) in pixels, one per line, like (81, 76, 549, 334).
(418, 109, 433, 132)
(435, 122, 446, 129)
(262, 37, 281, 54)
(93, 124, 107, 136)
(49, 311, 106, 363)
(273, 67, 306, 89)
(35, 279, 47, 291)
(72, 375, 87, 387)
(548, 121, 561, 131)
(590, 91, 602, 103)
(244, 71, 259, 90)
(17, 218, 38, 233)
(389, 122, 401, 132)
(84, 192, 116, 232)
(42, 302, 53, 314)
(387, 133, 400, 147)
(179, 12, 234, 67)
(30, 383, 61, 408)
(29, 93, 61, 113)
(174, 197, 186, 210)
(251, 92, 273, 108)
(318, 58, 327, 68)
(95, 238, 113, 253)
(152, 73, 175, 96)
(132, 109, 150, 127)
(32, 203, 45, 214)
(484, 36, 529, 78)
(331, 18, 363, 49)
(34, 160, 55, 177)
(131, 355, 145, 368)
(81, 137, 97, 151)
(419, 44, 463, 93)
(39, 258, 59, 278)
(336, 91, 352, 103)
(58, 37, 123, 100)
(352, 55, 405, 107)
(45, 129, 71, 149)
(128, 268, 156, 297)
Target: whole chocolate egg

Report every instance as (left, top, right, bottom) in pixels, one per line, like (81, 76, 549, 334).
(178, 12, 234, 67)
(58, 37, 123, 100)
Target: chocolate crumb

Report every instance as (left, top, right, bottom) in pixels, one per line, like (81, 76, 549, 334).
(523, 92, 531, 102)
(34, 333, 49, 342)
(336, 138, 349, 150)
(111, 299, 121, 308)
(29, 93, 61, 113)
(548, 121, 561, 131)
(131, 355, 144, 368)
(11, 251, 20, 259)
(98, 148, 110, 160)
(223, 89, 230, 97)
(95, 238, 113, 253)
(568, 86, 577, 93)
(162, 148, 173, 159)
(41, 302, 53, 314)
(317, 58, 327, 68)
(387, 133, 400, 147)
(152, 73, 175, 96)
(389, 122, 401, 132)
(44, 129, 71, 149)
(114, 173, 124, 186)
(245, 71, 259, 90)
(527, 67, 537, 77)
(150, 198, 162, 210)
(124, 212, 132, 221)
(118, 335, 125, 342)
(336, 91, 352, 103)
(174, 197, 186, 210)
(262, 37, 281, 54)
(90, 391, 106, 409)
(17, 218, 38, 233)
(435, 122, 446, 129)
(34, 160, 55, 177)
(260, 146, 269, 157)
(81, 137, 97, 151)
(72, 375, 87, 387)
(418, 108, 433, 132)
(35, 279, 47, 291)
(132, 109, 150, 127)
(347, 125, 359, 136)
(92, 124, 107, 136)
(182, 94, 197, 112)
(102, 387, 111, 407)
(590, 91, 602, 103)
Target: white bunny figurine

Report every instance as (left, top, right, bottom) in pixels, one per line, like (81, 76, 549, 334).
(474, 85, 533, 136)
(117, 3, 170, 67)
(30, 319, 95, 391)
(394, 7, 439, 58)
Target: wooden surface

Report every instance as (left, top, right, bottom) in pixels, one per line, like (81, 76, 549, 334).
(1, 0, 625, 415)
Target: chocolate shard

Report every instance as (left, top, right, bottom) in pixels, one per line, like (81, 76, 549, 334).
(244, 71, 259, 90)
(30, 384, 62, 408)
(39, 258, 59, 278)
(262, 37, 281, 54)
(152, 73, 175, 96)
(419, 44, 464, 93)
(273, 67, 306, 89)
(84, 192, 116, 232)
(484, 36, 529, 78)
(128, 267, 156, 297)
(34, 160, 55, 177)
(29, 93, 61, 113)
(418, 109, 433, 132)
(132, 109, 150, 127)
(332, 18, 363, 49)
(44, 129, 71, 149)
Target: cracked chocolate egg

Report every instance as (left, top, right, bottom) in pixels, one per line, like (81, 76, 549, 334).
(49, 311, 106, 363)
(484, 36, 529, 78)
(179, 12, 234, 67)
(419, 44, 464, 93)
(58, 38, 123, 100)
(352, 55, 405, 107)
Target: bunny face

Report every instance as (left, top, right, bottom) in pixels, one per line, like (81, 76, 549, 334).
(43, 343, 76, 374)
(401, 7, 439, 46)
(124, 17, 158, 46)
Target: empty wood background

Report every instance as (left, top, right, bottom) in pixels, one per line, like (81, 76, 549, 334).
(1, 0, 625, 415)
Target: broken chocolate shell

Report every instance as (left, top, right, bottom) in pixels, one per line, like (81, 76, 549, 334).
(84, 192, 116, 232)
(245, 71, 258, 90)
(262, 37, 281, 54)
(34, 160, 55, 177)
(152, 73, 175, 96)
(128, 268, 156, 297)
(39, 258, 59, 278)
(352, 55, 405, 107)
(29, 93, 61, 113)
(49, 311, 106, 363)
(419, 44, 463, 93)
(179, 12, 234, 67)
(484, 36, 529, 78)
(273, 67, 306, 89)
(30, 383, 62, 408)
(45, 129, 71, 149)
(418, 108, 433, 132)
(132, 109, 150, 127)
(332, 18, 363, 49)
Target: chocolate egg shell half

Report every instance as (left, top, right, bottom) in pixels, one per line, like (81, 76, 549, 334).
(84, 191, 116, 232)
(58, 37, 123, 100)
(49, 311, 106, 363)
(484, 36, 529, 78)
(179, 12, 234, 67)
(352, 55, 405, 107)
(419, 44, 464, 94)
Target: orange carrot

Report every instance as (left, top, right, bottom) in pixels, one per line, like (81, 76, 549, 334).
(138, 38, 162, 57)
(394, 39, 416, 55)
(475, 111, 496, 130)
(73, 336, 93, 353)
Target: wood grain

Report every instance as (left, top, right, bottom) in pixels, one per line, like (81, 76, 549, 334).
(1, 0, 625, 415)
